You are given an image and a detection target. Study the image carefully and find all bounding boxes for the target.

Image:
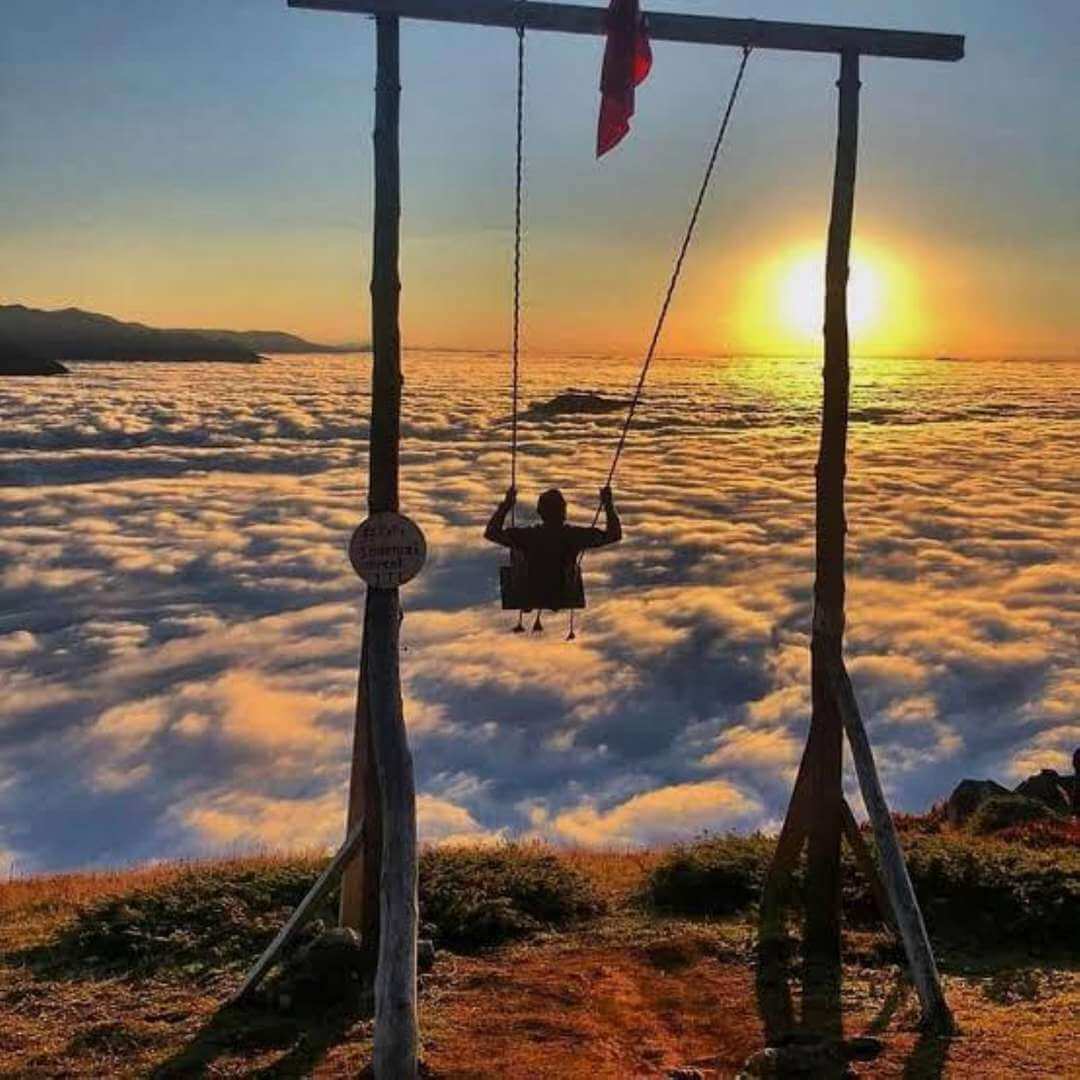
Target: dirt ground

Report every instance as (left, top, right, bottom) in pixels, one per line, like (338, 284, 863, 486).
(1, 862, 1077, 1078)
(419, 928, 1079, 1079)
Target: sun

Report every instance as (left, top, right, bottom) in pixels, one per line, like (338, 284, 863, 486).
(778, 252, 882, 340)
(728, 238, 926, 356)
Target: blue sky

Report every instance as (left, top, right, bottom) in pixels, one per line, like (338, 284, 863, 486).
(2, 1, 1078, 351)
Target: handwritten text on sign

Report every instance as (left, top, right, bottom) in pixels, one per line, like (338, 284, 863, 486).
(348, 512, 427, 588)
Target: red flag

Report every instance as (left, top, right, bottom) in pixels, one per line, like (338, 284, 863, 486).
(596, 0, 652, 157)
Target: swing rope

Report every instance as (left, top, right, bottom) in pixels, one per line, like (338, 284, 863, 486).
(506, 37, 752, 638)
(568, 44, 753, 640)
(510, 21, 526, 522)
(592, 44, 753, 522)
(511, 21, 527, 632)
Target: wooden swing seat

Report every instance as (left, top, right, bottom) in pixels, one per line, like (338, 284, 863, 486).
(500, 551, 585, 612)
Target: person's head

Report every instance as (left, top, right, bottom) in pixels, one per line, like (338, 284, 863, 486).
(536, 488, 567, 526)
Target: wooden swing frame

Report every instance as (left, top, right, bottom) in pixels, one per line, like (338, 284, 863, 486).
(238, 4, 966, 1075)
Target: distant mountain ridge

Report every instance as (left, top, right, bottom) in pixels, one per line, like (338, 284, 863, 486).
(178, 327, 362, 355)
(0, 305, 365, 365)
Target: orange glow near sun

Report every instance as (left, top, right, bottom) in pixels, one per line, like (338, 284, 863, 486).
(733, 239, 928, 356)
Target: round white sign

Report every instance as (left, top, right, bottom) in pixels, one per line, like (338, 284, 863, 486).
(348, 511, 427, 588)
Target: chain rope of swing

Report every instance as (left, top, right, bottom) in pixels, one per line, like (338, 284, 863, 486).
(510, 21, 526, 527)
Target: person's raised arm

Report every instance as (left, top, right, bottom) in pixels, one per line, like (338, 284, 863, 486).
(484, 487, 517, 546)
(600, 486, 622, 545)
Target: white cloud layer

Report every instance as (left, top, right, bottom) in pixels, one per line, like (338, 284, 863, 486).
(0, 353, 1076, 870)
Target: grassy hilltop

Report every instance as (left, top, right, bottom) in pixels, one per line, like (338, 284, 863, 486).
(1, 822, 1077, 1078)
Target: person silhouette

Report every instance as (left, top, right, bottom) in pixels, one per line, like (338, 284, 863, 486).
(485, 486, 622, 618)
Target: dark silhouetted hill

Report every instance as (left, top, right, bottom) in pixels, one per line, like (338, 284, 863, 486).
(0, 338, 68, 376)
(0, 305, 264, 364)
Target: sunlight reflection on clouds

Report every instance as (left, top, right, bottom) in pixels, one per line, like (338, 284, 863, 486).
(0, 353, 1077, 870)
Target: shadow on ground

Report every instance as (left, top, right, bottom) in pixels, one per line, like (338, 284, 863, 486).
(753, 923, 952, 1080)
(150, 999, 366, 1078)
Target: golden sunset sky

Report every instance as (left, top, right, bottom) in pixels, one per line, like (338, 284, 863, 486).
(3, 1, 1077, 358)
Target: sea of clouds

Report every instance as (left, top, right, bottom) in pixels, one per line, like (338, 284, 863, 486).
(1, 352, 1076, 872)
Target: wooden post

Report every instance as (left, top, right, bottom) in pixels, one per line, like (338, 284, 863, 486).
(758, 46, 951, 1035)
(802, 47, 859, 970)
(339, 649, 381, 972)
(830, 663, 953, 1032)
(367, 15, 419, 1078)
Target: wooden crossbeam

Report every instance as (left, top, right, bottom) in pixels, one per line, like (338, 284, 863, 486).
(288, 0, 963, 62)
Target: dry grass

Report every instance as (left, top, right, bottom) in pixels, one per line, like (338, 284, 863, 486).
(0, 851, 324, 917)
(558, 846, 663, 902)
(0, 845, 1076, 1078)
(0, 850, 328, 959)
(0, 843, 644, 921)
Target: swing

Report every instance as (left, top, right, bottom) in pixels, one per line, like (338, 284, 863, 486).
(495, 27, 752, 635)
(488, 482, 613, 633)
(500, 546, 586, 614)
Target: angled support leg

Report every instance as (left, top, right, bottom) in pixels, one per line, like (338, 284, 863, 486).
(840, 797, 897, 937)
(231, 820, 366, 1005)
(761, 731, 815, 940)
(829, 660, 953, 1033)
